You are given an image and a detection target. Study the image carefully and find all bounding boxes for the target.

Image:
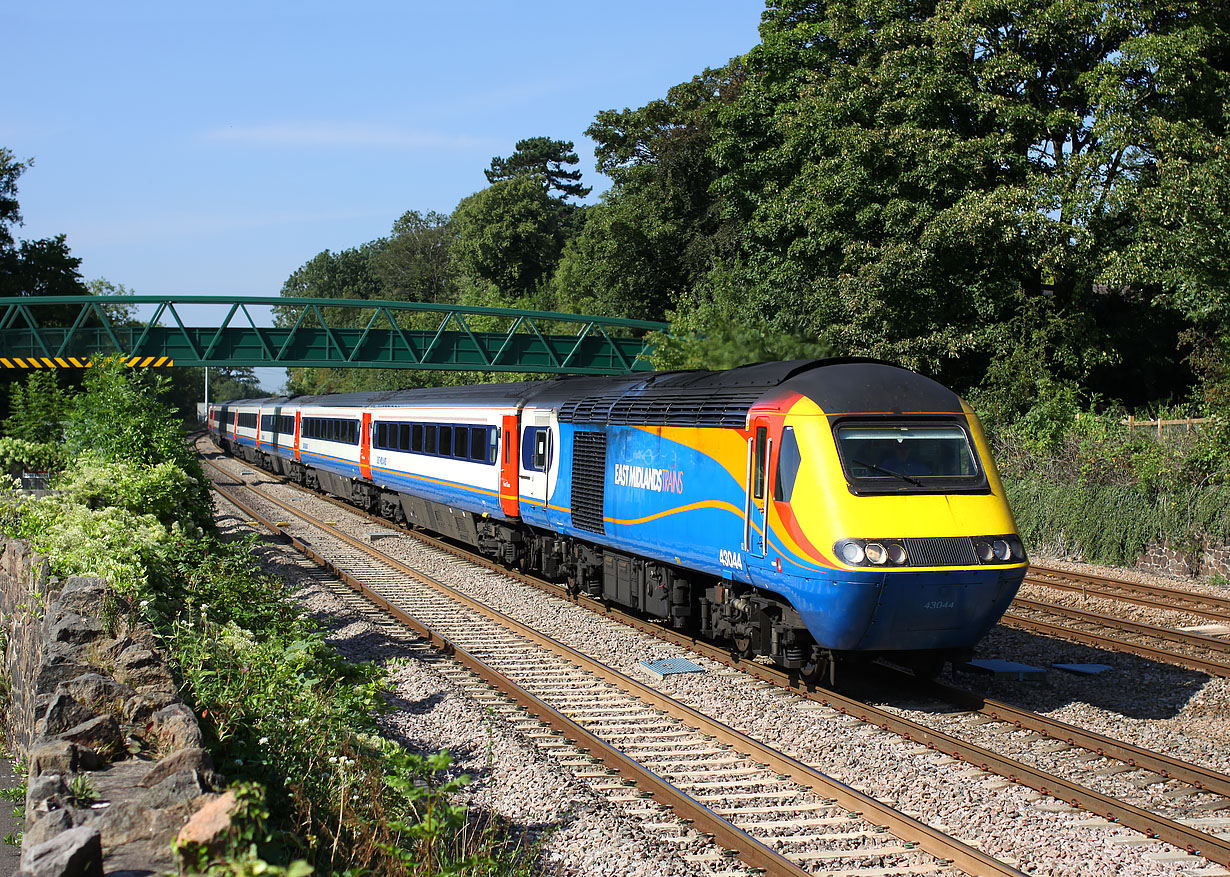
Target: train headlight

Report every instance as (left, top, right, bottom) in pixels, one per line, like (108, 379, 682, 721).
(886, 543, 907, 565)
(865, 542, 888, 565)
(974, 540, 994, 563)
(1007, 536, 1025, 561)
(992, 539, 1011, 561)
(837, 540, 866, 565)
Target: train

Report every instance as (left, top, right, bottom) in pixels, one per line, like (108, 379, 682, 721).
(207, 358, 1027, 683)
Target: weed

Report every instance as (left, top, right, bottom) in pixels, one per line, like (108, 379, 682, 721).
(68, 774, 97, 807)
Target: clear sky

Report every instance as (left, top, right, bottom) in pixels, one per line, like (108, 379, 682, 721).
(7, 1, 763, 298)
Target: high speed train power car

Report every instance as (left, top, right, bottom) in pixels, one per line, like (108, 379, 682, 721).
(208, 359, 1027, 682)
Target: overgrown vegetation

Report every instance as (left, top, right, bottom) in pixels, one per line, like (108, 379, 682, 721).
(0, 365, 538, 874)
(988, 391, 1230, 565)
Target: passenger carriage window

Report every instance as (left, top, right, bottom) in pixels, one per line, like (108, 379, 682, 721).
(439, 426, 452, 457)
(489, 428, 500, 464)
(470, 427, 486, 461)
(377, 422, 387, 448)
(774, 427, 802, 502)
(424, 425, 437, 455)
(350, 421, 358, 444)
(455, 426, 469, 458)
(409, 425, 420, 452)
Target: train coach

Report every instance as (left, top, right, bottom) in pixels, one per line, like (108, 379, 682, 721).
(209, 358, 1027, 682)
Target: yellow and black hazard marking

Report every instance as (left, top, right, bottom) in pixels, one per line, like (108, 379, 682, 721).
(0, 356, 175, 368)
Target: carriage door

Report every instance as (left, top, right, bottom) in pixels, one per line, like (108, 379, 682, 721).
(293, 411, 302, 462)
(520, 411, 552, 510)
(499, 415, 520, 517)
(743, 417, 771, 557)
(359, 412, 372, 480)
(270, 407, 282, 453)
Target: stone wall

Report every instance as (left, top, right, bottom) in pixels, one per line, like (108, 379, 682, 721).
(0, 538, 230, 876)
(1136, 538, 1230, 580)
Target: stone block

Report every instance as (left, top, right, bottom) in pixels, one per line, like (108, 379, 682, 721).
(141, 770, 217, 812)
(139, 747, 214, 789)
(60, 674, 135, 713)
(38, 693, 97, 737)
(53, 578, 111, 615)
(28, 741, 92, 777)
(23, 809, 77, 849)
(26, 774, 71, 820)
(150, 703, 203, 751)
(46, 612, 103, 647)
(177, 789, 238, 854)
(18, 825, 102, 877)
(58, 715, 123, 761)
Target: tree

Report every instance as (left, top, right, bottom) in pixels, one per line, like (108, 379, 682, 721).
(449, 177, 567, 296)
(0, 148, 27, 251)
(371, 210, 454, 303)
(485, 137, 591, 201)
(689, 0, 1226, 404)
(554, 68, 739, 323)
(275, 242, 386, 329)
(3, 371, 69, 443)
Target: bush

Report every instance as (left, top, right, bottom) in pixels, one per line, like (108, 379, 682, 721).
(991, 394, 1230, 565)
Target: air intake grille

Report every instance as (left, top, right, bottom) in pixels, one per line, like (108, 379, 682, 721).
(571, 432, 607, 535)
(559, 390, 760, 428)
(904, 537, 978, 567)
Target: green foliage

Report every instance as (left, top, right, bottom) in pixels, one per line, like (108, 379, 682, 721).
(55, 459, 208, 534)
(0, 437, 64, 474)
(992, 393, 1230, 564)
(62, 359, 213, 529)
(3, 371, 68, 443)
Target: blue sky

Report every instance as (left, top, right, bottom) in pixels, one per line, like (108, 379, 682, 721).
(7, 2, 762, 296)
(7, 2, 764, 390)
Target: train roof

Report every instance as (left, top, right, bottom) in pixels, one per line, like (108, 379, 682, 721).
(216, 360, 962, 427)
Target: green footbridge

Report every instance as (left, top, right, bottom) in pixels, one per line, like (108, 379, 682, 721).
(0, 296, 670, 374)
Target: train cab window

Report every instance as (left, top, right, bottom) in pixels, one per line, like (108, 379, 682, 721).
(834, 423, 984, 493)
(522, 427, 551, 472)
(774, 427, 802, 502)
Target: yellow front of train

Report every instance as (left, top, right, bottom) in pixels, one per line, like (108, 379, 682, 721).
(756, 366, 1027, 657)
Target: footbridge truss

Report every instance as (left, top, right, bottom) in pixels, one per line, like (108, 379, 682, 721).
(0, 296, 670, 374)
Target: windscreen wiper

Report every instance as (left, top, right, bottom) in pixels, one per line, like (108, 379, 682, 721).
(851, 458, 924, 487)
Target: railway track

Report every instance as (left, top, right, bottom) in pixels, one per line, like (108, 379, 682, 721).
(202, 451, 1018, 877)
(201, 442, 1230, 871)
(1027, 564, 1230, 623)
(1002, 597, 1230, 678)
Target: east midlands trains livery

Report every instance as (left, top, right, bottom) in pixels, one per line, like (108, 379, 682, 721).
(208, 359, 1027, 680)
